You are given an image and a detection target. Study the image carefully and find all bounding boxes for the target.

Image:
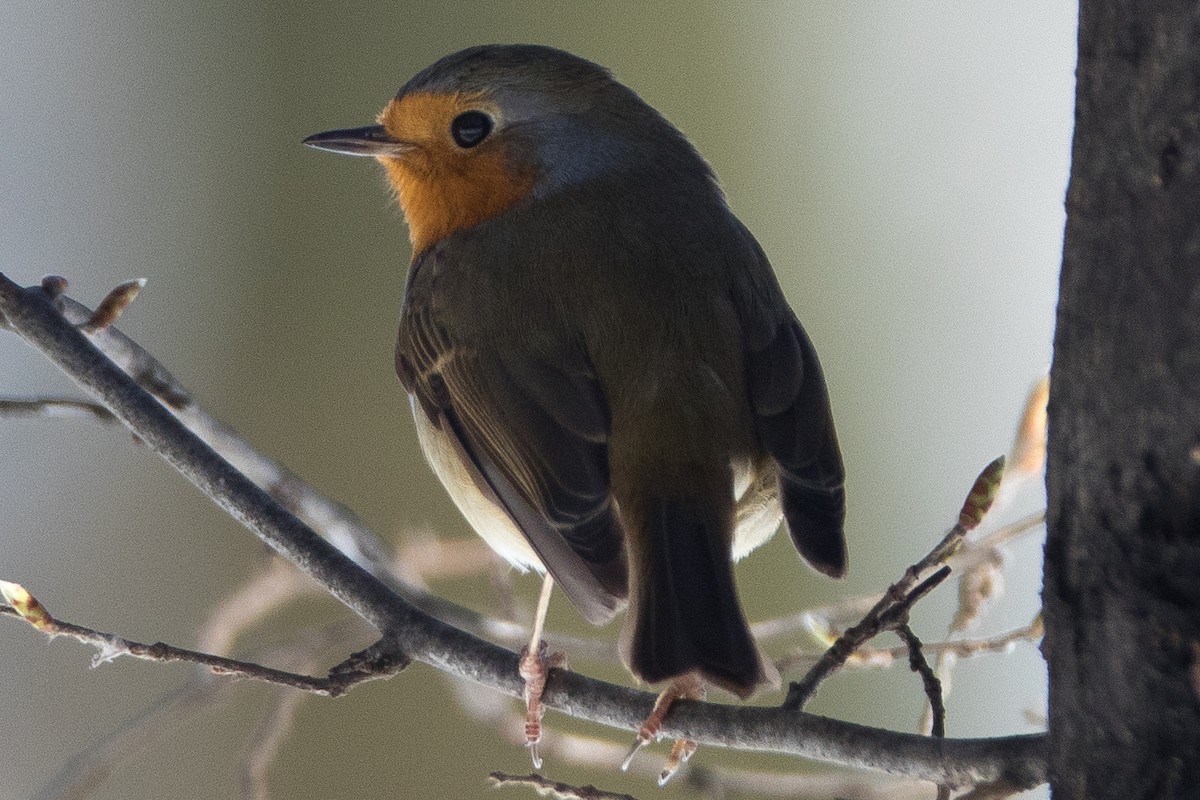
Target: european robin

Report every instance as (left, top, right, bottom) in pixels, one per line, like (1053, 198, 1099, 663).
(304, 44, 846, 777)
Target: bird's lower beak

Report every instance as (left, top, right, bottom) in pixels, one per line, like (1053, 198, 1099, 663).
(302, 125, 413, 157)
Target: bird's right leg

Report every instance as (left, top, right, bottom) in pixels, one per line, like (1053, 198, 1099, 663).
(518, 573, 564, 768)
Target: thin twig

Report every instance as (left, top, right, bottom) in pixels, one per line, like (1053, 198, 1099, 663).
(0, 397, 116, 422)
(488, 772, 641, 800)
(0, 595, 406, 695)
(778, 617, 1045, 674)
(782, 458, 1006, 711)
(914, 374, 1048, 737)
(922, 552, 1005, 734)
(757, 511, 1043, 649)
(895, 622, 952, 800)
(957, 513, 1044, 568)
(0, 276, 1047, 789)
(895, 625, 945, 739)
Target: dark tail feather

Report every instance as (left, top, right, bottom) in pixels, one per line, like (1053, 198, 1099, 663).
(626, 499, 763, 697)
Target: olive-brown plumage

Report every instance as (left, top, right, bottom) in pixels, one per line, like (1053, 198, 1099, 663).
(305, 43, 846, 702)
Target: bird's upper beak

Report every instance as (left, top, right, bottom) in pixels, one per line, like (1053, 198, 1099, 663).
(302, 125, 413, 158)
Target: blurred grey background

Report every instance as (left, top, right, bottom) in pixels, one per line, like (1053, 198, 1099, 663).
(1, 2, 1073, 798)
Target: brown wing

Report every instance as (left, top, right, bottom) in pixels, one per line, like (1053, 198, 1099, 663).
(397, 302, 628, 625)
(730, 223, 847, 577)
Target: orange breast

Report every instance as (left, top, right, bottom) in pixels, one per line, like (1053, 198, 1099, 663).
(377, 92, 536, 255)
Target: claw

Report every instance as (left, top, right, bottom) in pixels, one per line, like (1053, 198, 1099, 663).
(658, 739, 697, 784)
(621, 733, 650, 772)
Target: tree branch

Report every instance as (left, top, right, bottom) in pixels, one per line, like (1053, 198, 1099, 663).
(0, 273, 1047, 789)
(0, 593, 405, 694)
(783, 458, 1005, 710)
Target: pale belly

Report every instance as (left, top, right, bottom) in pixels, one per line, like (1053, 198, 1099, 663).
(411, 398, 543, 572)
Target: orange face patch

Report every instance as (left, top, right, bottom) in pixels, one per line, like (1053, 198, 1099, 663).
(377, 92, 536, 255)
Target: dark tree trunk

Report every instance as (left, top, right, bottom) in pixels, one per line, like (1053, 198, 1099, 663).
(1045, 1, 1200, 797)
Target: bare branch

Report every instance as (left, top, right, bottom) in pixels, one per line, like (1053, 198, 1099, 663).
(0, 275, 1047, 789)
(0, 397, 116, 422)
(757, 510, 1043, 649)
(783, 458, 1005, 710)
(895, 625, 945, 739)
(0, 591, 406, 695)
(488, 772, 641, 800)
(780, 617, 1045, 675)
(957, 512, 1045, 567)
(910, 376, 1047, 745)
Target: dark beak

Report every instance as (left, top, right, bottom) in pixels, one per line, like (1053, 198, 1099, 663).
(302, 125, 412, 157)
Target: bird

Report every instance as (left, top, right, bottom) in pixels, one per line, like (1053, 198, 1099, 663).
(303, 43, 846, 779)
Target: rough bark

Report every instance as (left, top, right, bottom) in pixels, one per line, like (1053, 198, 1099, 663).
(1045, 2, 1200, 798)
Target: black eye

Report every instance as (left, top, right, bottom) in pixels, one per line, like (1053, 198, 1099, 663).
(450, 110, 493, 148)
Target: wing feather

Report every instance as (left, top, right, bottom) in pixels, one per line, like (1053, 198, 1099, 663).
(731, 225, 848, 577)
(400, 302, 627, 624)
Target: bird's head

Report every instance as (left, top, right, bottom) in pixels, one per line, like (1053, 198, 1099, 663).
(304, 44, 703, 255)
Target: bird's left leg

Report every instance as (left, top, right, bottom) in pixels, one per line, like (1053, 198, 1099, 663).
(518, 573, 565, 768)
(621, 673, 706, 784)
